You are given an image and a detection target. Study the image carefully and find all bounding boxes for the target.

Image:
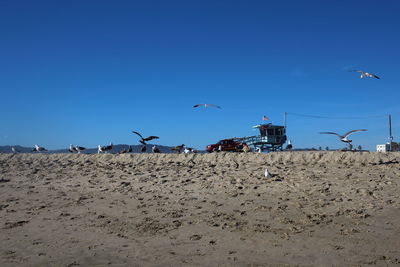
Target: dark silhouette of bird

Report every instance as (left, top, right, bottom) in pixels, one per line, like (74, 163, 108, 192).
(193, 104, 221, 109)
(132, 131, 159, 145)
(119, 145, 132, 154)
(140, 145, 147, 153)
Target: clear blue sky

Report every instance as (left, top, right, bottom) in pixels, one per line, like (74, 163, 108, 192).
(1, 0, 399, 150)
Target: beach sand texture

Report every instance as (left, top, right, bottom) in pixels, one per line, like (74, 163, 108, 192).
(1, 152, 399, 266)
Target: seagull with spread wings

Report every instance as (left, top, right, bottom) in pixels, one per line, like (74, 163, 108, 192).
(350, 70, 380, 79)
(320, 129, 367, 148)
(132, 131, 159, 145)
(193, 104, 221, 109)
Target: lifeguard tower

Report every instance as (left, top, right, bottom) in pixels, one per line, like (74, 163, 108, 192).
(239, 123, 287, 152)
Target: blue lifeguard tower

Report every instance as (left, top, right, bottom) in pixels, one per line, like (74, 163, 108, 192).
(239, 123, 287, 152)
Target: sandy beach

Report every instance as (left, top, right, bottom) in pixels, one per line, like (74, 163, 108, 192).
(1, 152, 399, 266)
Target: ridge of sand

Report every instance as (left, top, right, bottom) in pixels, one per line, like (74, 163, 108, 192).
(1, 152, 399, 266)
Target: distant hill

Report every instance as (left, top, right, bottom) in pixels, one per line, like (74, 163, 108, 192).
(0, 144, 186, 154)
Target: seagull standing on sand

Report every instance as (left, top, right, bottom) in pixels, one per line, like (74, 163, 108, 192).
(171, 144, 185, 153)
(140, 145, 147, 153)
(265, 168, 273, 178)
(285, 140, 293, 150)
(152, 145, 161, 153)
(320, 129, 367, 149)
(69, 144, 77, 153)
(33, 144, 47, 152)
(183, 146, 194, 154)
(74, 145, 86, 154)
(98, 143, 113, 153)
(119, 145, 132, 154)
(193, 104, 221, 109)
(350, 70, 380, 79)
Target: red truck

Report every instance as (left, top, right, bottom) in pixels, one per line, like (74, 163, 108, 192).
(206, 138, 244, 153)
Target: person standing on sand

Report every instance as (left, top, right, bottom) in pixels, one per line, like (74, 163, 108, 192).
(242, 143, 250, 153)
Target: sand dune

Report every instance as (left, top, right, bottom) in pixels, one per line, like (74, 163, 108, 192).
(1, 152, 399, 266)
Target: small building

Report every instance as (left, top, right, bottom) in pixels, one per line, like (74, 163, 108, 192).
(376, 143, 390, 152)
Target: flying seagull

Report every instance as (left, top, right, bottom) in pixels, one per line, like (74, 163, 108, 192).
(33, 144, 47, 152)
(132, 131, 159, 145)
(193, 104, 221, 109)
(350, 70, 380, 79)
(320, 129, 367, 148)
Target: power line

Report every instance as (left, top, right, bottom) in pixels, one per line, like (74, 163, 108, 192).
(285, 112, 388, 120)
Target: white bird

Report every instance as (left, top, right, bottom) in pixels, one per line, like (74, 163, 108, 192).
(264, 168, 273, 178)
(33, 144, 47, 152)
(98, 143, 112, 154)
(350, 70, 380, 79)
(285, 140, 293, 150)
(183, 146, 193, 154)
(74, 145, 86, 154)
(11, 147, 18, 153)
(320, 129, 367, 144)
(69, 144, 77, 153)
(193, 104, 221, 109)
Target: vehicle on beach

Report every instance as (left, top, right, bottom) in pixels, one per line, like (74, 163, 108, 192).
(206, 138, 244, 152)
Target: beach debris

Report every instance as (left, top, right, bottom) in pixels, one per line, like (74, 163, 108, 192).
(193, 103, 221, 109)
(0, 177, 11, 183)
(152, 145, 161, 153)
(370, 159, 399, 165)
(32, 144, 47, 152)
(350, 70, 380, 79)
(320, 129, 367, 149)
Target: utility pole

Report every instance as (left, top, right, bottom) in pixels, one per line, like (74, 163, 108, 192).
(284, 112, 287, 129)
(389, 114, 393, 151)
